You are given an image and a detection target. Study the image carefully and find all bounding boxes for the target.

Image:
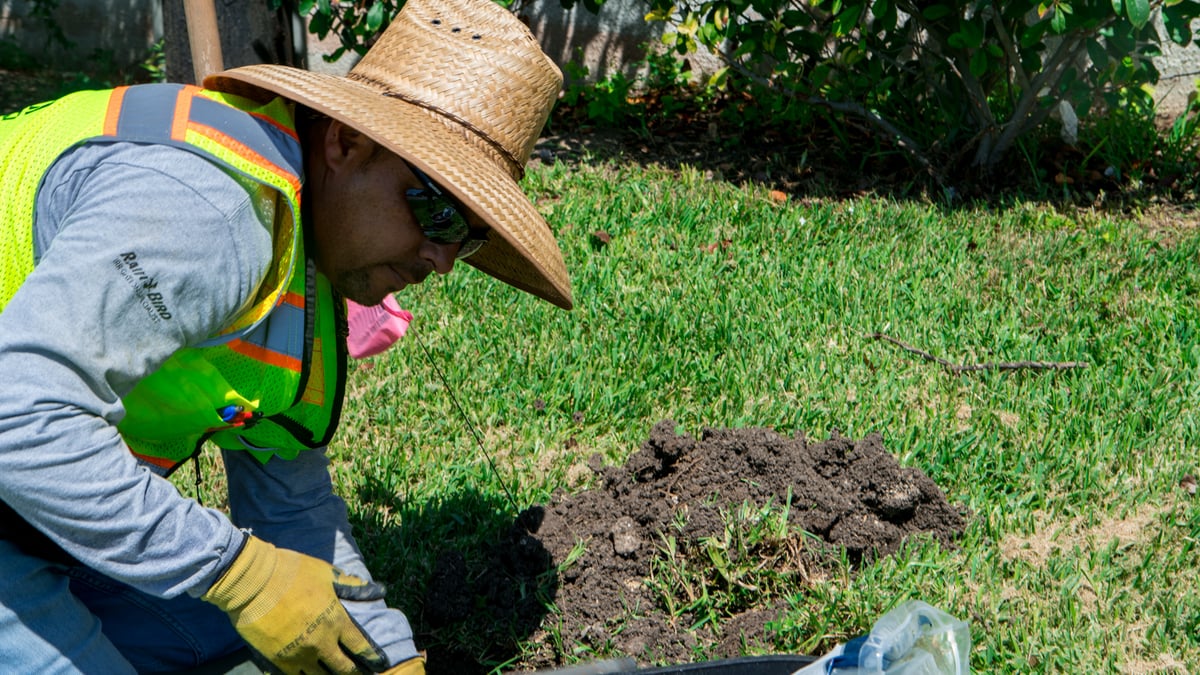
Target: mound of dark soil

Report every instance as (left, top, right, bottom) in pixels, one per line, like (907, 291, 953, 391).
(421, 421, 967, 672)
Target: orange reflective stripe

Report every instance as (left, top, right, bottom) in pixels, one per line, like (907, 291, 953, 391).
(187, 122, 302, 196)
(129, 450, 177, 471)
(170, 86, 198, 142)
(217, 288, 303, 339)
(227, 338, 303, 372)
(247, 110, 300, 142)
(103, 86, 128, 136)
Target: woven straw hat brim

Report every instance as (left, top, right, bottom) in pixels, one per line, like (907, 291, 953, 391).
(205, 65, 573, 310)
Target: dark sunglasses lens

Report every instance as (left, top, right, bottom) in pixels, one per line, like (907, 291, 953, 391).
(406, 189, 468, 244)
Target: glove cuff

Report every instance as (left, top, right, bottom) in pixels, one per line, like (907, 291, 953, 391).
(202, 535, 277, 614)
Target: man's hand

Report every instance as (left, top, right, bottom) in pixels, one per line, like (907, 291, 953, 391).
(202, 535, 388, 674)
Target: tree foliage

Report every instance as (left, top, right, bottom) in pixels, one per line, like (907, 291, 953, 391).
(291, 0, 395, 62)
(288, 0, 1200, 179)
(643, 0, 1200, 176)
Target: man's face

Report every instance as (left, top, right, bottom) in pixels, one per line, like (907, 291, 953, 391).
(307, 121, 466, 305)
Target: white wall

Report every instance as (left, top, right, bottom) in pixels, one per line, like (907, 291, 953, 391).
(1152, 14, 1200, 119)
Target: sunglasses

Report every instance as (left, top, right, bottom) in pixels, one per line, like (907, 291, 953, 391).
(405, 164, 487, 259)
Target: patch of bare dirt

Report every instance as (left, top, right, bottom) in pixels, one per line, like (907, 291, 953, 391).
(420, 421, 968, 672)
(0, 68, 61, 114)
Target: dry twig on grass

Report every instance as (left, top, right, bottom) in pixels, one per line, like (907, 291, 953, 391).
(868, 333, 1089, 374)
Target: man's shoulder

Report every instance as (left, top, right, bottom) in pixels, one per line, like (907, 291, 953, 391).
(50, 141, 258, 216)
(37, 140, 276, 266)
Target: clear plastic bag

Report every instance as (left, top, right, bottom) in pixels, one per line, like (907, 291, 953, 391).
(793, 601, 970, 675)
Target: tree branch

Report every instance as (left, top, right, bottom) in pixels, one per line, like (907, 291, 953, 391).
(711, 44, 943, 183)
(805, 97, 941, 179)
(896, 1, 997, 133)
(868, 333, 1089, 374)
(978, 32, 1084, 166)
(991, 8, 1031, 93)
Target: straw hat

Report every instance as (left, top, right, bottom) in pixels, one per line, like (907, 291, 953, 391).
(205, 0, 572, 309)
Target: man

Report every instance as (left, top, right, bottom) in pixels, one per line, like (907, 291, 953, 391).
(0, 0, 571, 671)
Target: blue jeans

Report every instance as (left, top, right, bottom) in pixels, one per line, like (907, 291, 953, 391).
(0, 540, 246, 673)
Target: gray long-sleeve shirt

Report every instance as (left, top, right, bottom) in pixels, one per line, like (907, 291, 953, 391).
(0, 140, 416, 662)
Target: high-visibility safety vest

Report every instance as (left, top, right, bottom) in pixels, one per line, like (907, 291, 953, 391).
(0, 83, 347, 475)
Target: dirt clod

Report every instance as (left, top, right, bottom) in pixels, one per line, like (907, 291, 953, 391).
(421, 420, 967, 672)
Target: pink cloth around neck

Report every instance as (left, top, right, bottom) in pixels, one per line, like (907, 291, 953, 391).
(345, 295, 413, 359)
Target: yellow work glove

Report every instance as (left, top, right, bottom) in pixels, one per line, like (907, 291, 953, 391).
(382, 657, 426, 674)
(202, 535, 389, 675)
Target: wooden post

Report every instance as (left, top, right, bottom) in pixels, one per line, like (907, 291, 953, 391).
(182, 0, 225, 83)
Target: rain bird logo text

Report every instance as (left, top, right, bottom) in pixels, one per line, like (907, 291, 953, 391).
(113, 252, 173, 322)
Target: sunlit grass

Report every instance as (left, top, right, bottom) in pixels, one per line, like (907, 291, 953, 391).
(195, 156, 1200, 672)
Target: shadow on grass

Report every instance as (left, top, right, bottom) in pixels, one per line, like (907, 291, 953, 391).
(538, 100, 1200, 213)
(350, 476, 557, 674)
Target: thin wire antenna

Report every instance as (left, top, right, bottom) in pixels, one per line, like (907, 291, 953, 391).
(411, 330, 522, 512)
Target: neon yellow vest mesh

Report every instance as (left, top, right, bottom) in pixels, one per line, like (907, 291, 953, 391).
(0, 84, 347, 475)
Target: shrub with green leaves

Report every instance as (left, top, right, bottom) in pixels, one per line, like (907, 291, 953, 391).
(285, 0, 1199, 187)
(643, 0, 1200, 176)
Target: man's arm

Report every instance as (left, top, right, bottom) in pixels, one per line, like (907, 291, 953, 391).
(0, 142, 272, 597)
(223, 447, 423, 666)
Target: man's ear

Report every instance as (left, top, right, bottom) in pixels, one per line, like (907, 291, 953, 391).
(322, 120, 375, 172)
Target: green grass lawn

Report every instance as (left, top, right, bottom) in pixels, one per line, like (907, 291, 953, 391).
(219, 156, 1200, 672)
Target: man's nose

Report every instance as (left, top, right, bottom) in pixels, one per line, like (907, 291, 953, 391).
(424, 240, 459, 275)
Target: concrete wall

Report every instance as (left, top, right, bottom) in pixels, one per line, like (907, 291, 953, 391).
(1152, 13, 1200, 119)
